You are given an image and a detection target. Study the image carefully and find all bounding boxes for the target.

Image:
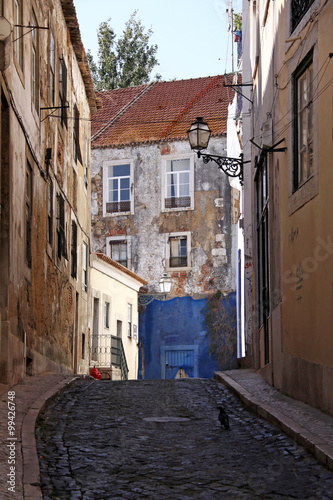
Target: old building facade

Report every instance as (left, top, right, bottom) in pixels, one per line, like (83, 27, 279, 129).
(244, 0, 333, 414)
(91, 76, 241, 378)
(0, 0, 98, 389)
(90, 252, 147, 380)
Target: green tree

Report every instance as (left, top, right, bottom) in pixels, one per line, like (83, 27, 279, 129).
(88, 11, 160, 90)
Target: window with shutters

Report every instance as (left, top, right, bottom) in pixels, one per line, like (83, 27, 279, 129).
(71, 220, 77, 278)
(73, 104, 82, 164)
(59, 57, 67, 128)
(82, 242, 88, 292)
(31, 9, 39, 111)
(57, 194, 67, 260)
(47, 180, 53, 246)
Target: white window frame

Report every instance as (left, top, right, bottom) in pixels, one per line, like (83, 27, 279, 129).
(104, 301, 110, 329)
(103, 159, 134, 216)
(127, 303, 132, 338)
(165, 231, 192, 271)
(106, 235, 132, 269)
(161, 154, 194, 212)
(288, 34, 318, 215)
(82, 241, 88, 292)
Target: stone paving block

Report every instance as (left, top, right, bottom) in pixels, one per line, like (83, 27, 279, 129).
(36, 378, 333, 499)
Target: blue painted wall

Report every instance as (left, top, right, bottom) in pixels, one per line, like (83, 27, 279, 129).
(138, 294, 237, 380)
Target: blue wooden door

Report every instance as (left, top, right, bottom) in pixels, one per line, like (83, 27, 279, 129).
(164, 349, 195, 379)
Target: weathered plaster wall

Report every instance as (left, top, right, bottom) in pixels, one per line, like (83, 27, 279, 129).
(0, 0, 94, 387)
(91, 137, 237, 297)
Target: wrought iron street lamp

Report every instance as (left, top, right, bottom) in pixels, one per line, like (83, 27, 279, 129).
(138, 273, 173, 306)
(187, 117, 243, 184)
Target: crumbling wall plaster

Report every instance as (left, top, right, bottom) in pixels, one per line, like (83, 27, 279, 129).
(91, 137, 236, 297)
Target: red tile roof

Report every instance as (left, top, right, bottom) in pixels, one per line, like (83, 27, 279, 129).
(91, 74, 238, 149)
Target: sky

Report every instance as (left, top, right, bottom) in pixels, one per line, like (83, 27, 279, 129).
(73, 0, 242, 82)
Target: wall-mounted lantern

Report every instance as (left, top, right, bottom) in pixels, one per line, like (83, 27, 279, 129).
(187, 117, 243, 184)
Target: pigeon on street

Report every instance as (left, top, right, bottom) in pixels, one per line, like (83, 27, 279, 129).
(218, 406, 230, 429)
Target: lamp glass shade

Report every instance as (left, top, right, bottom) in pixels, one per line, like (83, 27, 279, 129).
(187, 117, 211, 151)
(159, 273, 173, 294)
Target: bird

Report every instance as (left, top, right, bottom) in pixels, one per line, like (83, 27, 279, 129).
(217, 406, 230, 430)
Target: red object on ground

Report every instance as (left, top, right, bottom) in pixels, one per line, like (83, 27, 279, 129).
(90, 366, 101, 380)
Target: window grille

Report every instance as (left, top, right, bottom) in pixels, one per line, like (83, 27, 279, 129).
(291, 0, 315, 31)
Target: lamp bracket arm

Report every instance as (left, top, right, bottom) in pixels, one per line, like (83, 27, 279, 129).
(197, 152, 243, 185)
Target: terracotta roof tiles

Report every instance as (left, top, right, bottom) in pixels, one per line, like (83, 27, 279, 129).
(91, 74, 239, 148)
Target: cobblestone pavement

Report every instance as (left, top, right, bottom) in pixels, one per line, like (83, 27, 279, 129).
(36, 378, 333, 500)
(0, 373, 74, 500)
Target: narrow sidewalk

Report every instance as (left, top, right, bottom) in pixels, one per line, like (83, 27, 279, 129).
(0, 373, 81, 500)
(215, 368, 333, 471)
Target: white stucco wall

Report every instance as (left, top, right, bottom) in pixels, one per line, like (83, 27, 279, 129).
(90, 254, 145, 379)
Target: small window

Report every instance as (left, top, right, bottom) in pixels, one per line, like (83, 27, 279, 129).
(106, 164, 131, 213)
(71, 221, 77, 279)
(165, 159, 191, 209)
(26, 163, 33, 268)
(170, 236, 187, 268)
(110, 240, 128, 267)
(82, 242, 88, 292)
(14, 0, 23, 70)
(127, 304, 132, 338)
(104, 302, 110, 329)
(31, 9, 39, 111)
(293, 52, 314, 191)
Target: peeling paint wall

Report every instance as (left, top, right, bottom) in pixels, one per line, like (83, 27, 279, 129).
(91, 137, 237, 299)
(0, 0, 95, 388)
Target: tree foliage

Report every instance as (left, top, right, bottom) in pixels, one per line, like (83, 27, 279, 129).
(88, 11, 160, 91)
(204, 291, 237, 370)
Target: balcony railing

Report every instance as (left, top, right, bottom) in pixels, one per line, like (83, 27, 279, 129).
(90, 334, 129, 380)
(291, 0, 315, 31)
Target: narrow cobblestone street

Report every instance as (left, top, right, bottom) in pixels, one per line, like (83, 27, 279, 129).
(36, 378, 333, 499)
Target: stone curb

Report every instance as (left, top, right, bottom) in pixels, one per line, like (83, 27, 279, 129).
(214, 371, 333, 472)
(22, 375, 90, 500)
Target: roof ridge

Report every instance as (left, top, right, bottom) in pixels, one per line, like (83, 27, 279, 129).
(160, 76, 223, 140)
(91, 81, 157, 142)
